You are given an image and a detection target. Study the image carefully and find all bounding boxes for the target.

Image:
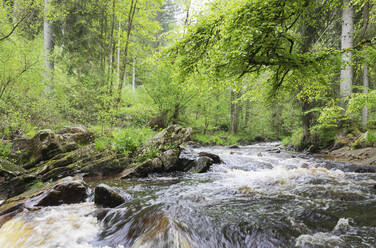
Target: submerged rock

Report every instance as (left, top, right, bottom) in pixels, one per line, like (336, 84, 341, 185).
(94, 184, 126, 208)
(198, 152, 222, 164)
(189, 156, 214, 173)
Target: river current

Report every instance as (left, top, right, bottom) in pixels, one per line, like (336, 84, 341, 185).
(0, 143, 375, 248)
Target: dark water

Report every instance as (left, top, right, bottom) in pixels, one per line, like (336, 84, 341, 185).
(1, 143, 375, 248)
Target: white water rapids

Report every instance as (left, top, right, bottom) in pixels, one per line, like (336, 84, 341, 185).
(0, 143, 375, 248)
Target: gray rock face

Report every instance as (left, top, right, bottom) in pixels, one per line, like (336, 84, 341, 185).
(94, 184, 126, 208)
(142, 125, 192, 151)
(161, 149, 180, 171)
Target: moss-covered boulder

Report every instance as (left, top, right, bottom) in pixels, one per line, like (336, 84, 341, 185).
(141, 125, 192, 152)
(11, 126, 93, 168)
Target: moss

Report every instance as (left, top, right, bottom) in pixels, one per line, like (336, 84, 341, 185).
(0, 161, 25, 175)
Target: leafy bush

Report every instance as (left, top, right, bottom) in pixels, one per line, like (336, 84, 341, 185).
(282, 128, 304, 148)
(366, 132, 376, 147)
(94, 127, 156, 156)
(0, 141, 11, 160)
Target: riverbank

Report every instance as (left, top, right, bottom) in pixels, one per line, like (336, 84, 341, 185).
(317, 146, 376, 166)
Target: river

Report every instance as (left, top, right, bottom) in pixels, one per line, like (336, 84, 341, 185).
(0, 142, 375, 248)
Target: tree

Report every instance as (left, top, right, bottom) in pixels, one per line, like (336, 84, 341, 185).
(340, 0, 354, 102)
(43, 0, 54, 94)
(362, 1, 369, 128)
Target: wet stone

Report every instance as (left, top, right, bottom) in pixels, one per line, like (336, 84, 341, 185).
(94, 184, 126, 208)
(35, 177, 88, 206)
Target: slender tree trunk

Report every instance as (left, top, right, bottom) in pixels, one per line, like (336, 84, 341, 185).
(13, 0, 20, 24)
(244, 100, 250, 129)
(108, 0, 116, 96)
(340, 0, 353, 101)
(117, 21, 121, 84)
(362, 2, 369, 128)
(43, 0, 54, 94)
(214, 94, 219, 127)
(117, 0, 138, 105)
(362, 64, 369, 128)
(132, 58, 136, 91)
(231, 90, 239, 135)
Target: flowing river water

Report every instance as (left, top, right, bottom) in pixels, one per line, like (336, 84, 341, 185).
(0, 143, 375, 248)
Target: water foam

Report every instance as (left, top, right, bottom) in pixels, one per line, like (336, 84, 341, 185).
(0, 203, 100, 248)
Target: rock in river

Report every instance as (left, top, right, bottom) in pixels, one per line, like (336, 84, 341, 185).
(94, 184, 126, 208)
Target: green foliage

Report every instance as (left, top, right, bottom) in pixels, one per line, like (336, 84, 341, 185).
(194, 132, 251, 146)
(0, 141, 12, 160)
(94, 127, 155, 156)
(282, 128, 304, 148)
(365, 131, 376, 146)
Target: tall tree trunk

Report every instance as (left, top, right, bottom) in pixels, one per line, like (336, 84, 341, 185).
(108, 0, 116, 96)
(244, 100, 250, 129)
(132, 58, 136, 91)
(214, 94, 219, 127)
(117, 0, 138, 105)
(117, 21, 121, 84)
(362, 2, 369, 128)
(231, 90, 239, 135)
(43, 0, 54, 94)
(340, 0, 353, 101)
(362, 64, 369, 128)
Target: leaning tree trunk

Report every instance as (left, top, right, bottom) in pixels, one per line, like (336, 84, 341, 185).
(340, 0, 354, 102)
(43, 0, 54, 94)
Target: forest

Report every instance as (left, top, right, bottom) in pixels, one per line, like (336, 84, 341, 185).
(0, 0, 376, 247)
(0, 0, 375, 152)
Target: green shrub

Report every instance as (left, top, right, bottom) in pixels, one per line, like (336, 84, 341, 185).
(95, 136, 111, 151)
(0, 141, 11, 160)
(95, 127, 156, 156)
(282, 128, 304, 148)
(366, 132, 376, 146)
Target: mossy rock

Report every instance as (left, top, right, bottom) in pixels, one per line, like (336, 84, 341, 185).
(0, 159, 25, 178)
(351, 134, 366, 149)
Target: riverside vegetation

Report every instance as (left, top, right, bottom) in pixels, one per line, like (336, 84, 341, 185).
(0, 0, 376, 247)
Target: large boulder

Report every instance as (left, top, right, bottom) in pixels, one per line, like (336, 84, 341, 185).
(11, 126, 93, 168)
(122, 147, 222, 178)
(142, 125, 192, 151)
(0, 177, 88, 227)
(94, 184, 127, 208)
(34, 177, 88, 206)
(178, 148, 218, 173)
